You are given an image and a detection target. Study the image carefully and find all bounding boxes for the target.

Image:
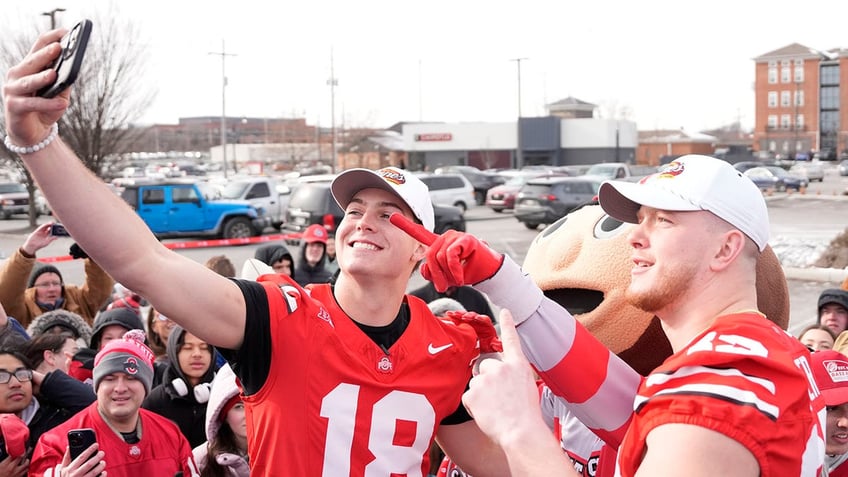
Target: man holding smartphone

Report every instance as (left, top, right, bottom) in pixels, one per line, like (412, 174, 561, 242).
(0, 223, 113, 328)
(29, 330, 198, 476)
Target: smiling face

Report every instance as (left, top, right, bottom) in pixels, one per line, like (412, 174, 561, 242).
(177, 332, 212, 387)
(96, 373, 145, 431)
(0, 354, 33, 414)
(826, 403, 848, 455)
(335, 187, 425, 280)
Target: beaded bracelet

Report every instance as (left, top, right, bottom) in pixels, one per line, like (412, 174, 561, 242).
(3, 123, 59, 155)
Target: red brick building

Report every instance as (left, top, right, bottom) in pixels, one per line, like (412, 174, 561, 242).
(753, 44, 848, 159)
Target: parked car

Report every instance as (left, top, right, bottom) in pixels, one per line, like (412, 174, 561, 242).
(212, 176, 291, 229)
(485, 171, 566, 212)
(282, 181, 466, 235)
(789, 161, 825, 182)
(839, 160, 848, 176)
(434, 165, 504, 205)
(744, 166, 808, 192)
(0, 182, 30, 219)
(733, 161, 769, 173)
(120, 180, 269, 238)
(416, 172, 475, 213)
(514, 176, 602, 230)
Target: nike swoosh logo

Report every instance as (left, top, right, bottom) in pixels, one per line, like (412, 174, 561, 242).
(428, 343, 453, 354)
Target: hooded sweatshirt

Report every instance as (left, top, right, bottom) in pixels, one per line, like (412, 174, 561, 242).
(294, 243, 332, 287)
(254, 244, 295, 280)
(192, 363, 249, 477)
(142, 325, 217, 448)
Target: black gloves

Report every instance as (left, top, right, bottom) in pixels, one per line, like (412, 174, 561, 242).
(69, 243, 88, 260)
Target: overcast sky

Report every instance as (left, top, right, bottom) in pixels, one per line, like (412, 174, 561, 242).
(4, 0, 847, 133)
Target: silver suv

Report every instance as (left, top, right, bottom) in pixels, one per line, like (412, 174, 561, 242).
(415, 173, 475, 213)
(0, 182, 30, 219)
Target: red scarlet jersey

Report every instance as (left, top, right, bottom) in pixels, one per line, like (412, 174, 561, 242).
(242, 280, 479, 476)
(617, 313, 825, 477)
(29, 403, 198, 477)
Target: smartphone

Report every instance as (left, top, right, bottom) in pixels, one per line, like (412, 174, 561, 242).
(37, 19, 93, 98)
(67, 428, 97, 462)
(50, 223, 70, 236)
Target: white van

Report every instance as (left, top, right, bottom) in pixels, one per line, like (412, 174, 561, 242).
(415, 172, 475, 213)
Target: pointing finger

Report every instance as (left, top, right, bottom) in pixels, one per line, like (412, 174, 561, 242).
(497, 309, 524, 362)
(390, 213, 438, 246)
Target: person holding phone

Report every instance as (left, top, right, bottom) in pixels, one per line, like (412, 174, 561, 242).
(4, 29, 509, 476)
(0, 223, 113, 328)
(29, 330, 198, 476)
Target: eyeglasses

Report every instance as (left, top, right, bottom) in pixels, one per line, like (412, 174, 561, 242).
(0, 368, 33, 384)
(33, 281, 62, 289)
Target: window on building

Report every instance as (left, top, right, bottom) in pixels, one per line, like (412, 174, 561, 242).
(794, 90, 804, 106)
(781, 66, 791, 83)
(821, 87, 839, 109)
(821, 64, 840, 86)
(794, 67, 804, 83)
(768, 68, 778, 84)
(781, 115, 791, 129)
(767, 115, 778, 129)
(768, 92, 777, 107)
(780, 91, 791, 107)
(822, 111, 840, 133)
(796, 115, 804, 130)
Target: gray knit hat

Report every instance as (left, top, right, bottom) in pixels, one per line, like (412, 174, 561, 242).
(92, 329, 155, 396)
(26, 310, 93, 347)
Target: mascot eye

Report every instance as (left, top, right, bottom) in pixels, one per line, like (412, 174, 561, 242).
(538, 216, 569, 238)
(593, 214, 630, 239)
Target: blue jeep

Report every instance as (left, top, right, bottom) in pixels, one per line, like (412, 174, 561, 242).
(119, 180, 270, 239)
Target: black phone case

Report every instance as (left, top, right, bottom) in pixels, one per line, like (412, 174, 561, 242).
(37, 19, 93, 98)
(67, 428, 97, 462)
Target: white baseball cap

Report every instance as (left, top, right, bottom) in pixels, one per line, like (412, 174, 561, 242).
(331, 167, 435, 232)
(597, 155, 769, 251)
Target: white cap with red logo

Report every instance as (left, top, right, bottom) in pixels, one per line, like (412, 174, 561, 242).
(331, 167, 435, 232)
(598, 155, 769, 251)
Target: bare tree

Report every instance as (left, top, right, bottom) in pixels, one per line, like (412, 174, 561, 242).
(0, 7, 156, 227)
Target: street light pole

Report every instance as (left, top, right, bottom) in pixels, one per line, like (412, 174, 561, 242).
(510, 57, 528, 169)
(327, 48, 338, 173)
(41, 8, 65, 29)
(209, 40, 237, 178)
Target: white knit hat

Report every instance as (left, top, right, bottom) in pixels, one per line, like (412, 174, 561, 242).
(205, 363, 242, 441)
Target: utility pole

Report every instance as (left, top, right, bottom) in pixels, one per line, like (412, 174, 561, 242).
(327, 48, 338, 173)
(41, 8, 65, 29)
(510, 57, 528, 169)
(209, 40, 236, 178)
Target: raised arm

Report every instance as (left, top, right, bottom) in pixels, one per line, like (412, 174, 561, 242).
(2, 30, 245, 350)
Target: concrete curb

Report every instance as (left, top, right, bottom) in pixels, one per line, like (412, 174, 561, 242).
(783, 266, 848, 283)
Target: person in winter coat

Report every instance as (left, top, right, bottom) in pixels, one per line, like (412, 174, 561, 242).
(193, 363, 249, 477)
(253, 243, 295, 278)
(0, 349, 95, 460)
(143, 325, 217, 448)
(0, 223, 113, 328)
(294, 224, 333, 286)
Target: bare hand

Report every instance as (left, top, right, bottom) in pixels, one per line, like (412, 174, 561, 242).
(3, 28, 71, 146)
(60, 444, 107, 477)
(0, 454, 29, 477)
(462, 309, 546, 447)
(23, 223, 58, 255)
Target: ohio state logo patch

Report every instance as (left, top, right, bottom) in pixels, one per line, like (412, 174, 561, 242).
(124, 356, 139, 375)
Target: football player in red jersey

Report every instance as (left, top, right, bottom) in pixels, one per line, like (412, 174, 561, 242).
(400, 155, 825, 477)
(4, 29, 508, 476)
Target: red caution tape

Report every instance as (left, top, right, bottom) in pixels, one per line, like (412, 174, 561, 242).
(37, 233, 303, 263)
